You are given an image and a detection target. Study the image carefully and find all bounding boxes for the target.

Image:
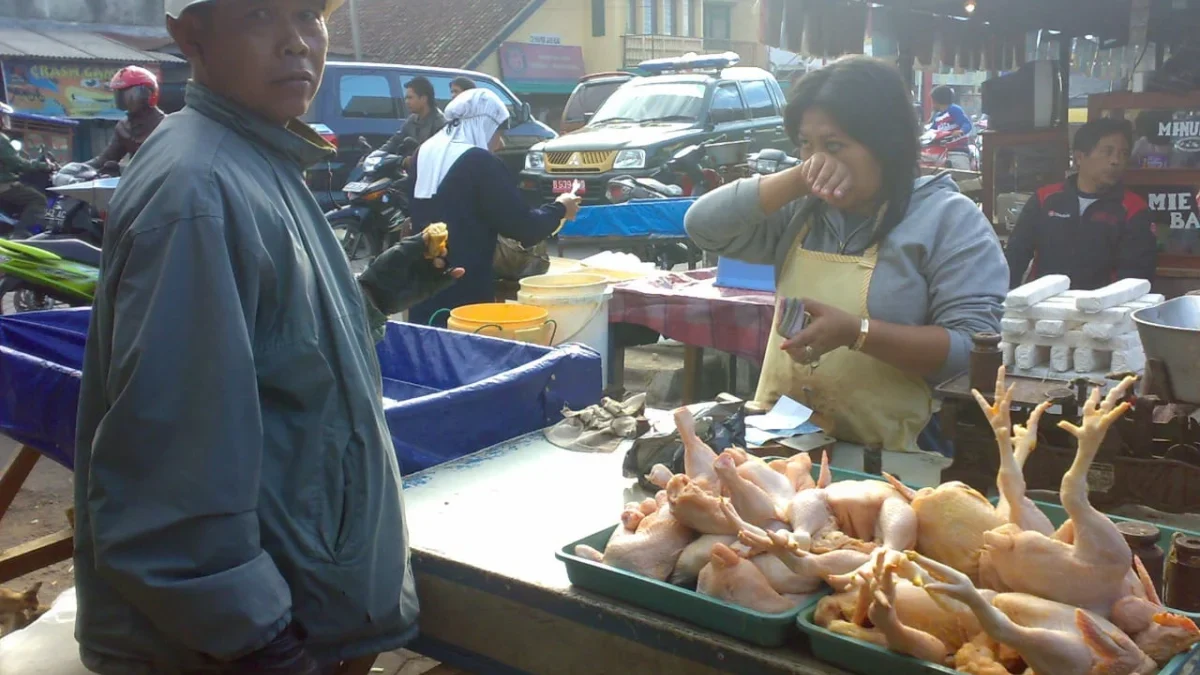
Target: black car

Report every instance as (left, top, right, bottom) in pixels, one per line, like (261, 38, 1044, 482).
(303, 61, 557, 210)
(520, 57, 790, 205)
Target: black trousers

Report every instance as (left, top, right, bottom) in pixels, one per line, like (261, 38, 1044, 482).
(0, 182, 47, 235)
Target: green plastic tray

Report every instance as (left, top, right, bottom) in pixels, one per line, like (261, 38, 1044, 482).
(797, 605, 1199, 675)
(557, 524, 824, 647)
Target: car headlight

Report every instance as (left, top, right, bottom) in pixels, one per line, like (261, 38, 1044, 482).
(525, 151, 546, 171)
(613, 149, 646, 170)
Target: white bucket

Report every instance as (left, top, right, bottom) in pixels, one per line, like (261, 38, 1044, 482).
(518, 273, 611, 385)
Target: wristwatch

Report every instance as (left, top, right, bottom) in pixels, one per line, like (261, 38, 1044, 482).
(851, 318, 870, 351)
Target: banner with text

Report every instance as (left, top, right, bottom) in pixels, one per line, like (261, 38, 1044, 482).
(2, 60, 161, 120)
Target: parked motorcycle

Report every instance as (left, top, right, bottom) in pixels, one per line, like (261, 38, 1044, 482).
(0, 236, 99, 313)
(0, 150, 109, 246)
(920, 128, 980, 172)
(605, 139, 726, 204)
(605, 140, 731, 270)
(325, 136, 415, 274)
(747, 148, 801, 175)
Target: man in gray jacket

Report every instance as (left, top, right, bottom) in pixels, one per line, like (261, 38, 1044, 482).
(73, 0, 456, 672)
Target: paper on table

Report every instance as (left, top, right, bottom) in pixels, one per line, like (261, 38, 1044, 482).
(746, 396, 814, 431)
(745, 422, 823, 447)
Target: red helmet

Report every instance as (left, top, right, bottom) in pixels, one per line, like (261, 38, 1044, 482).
(110, 66, 160, 109)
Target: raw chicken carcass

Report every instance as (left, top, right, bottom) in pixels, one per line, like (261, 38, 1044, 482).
(713, 451, 789, 531)
(782, 452, 874, 554)
(916, 552, 1158, 675)
(769, 452, 816, 492)
(674, 407, 721, 493)
(574, 491, 694, 581)
(696, 542, 797, 614)
(885, 474, 1004, 584)
(735, 453, 798, 503)
(737, 524, 871, 595)
(979, 378, 1141, 616)
(826, 552, 984, 665)
(670, 534, 737, 586)
(1110, 595, 1200, 666)
(665, 473, 738, 534)
(822, 478, 918, 551)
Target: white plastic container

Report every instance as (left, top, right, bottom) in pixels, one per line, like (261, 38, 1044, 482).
(518, 272, 611, 385)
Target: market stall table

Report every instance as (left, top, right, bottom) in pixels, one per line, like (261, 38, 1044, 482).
(401, 430, 858, 675)
(609, 269, 774, 402)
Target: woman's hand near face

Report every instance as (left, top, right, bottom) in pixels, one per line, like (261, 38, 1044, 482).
(780, 299, 861, 364)
(801, 152, 853, 201)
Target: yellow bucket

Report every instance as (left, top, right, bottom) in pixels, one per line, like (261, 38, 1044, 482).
(446, 303, 556, 345)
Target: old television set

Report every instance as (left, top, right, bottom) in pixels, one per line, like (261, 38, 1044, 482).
(982, 60, 1062, 132)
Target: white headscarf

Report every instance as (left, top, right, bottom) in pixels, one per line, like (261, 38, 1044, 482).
(413, 88, 511, 199)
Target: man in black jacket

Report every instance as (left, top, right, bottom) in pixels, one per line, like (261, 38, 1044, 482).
(1006, 118, 1158, 290)
(380, 76, 445, 168)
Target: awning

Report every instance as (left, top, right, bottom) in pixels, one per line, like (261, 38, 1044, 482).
(0, 27, 182, 63)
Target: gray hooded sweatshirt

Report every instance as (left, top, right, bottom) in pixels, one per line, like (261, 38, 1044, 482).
(685, 173, 1008, 385)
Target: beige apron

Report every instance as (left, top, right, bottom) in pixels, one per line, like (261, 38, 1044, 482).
(755, 218, 932, 452)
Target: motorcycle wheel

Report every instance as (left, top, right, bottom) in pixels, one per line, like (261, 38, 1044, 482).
(330, 217, 378, 275)
(0, 283, 63, 314)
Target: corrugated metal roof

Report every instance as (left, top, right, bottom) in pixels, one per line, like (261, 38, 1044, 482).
(0, 28, 182, 63)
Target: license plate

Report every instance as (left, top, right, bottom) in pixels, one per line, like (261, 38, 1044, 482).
(343, 181, 370, 193)
(552, 179, 579, 194)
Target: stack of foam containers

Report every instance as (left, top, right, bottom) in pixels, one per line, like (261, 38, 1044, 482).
(1000, 276, 1162, 378)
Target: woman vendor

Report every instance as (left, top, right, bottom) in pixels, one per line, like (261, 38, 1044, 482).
(407, 88, 581, 327)
(685, 57, 1008, 453)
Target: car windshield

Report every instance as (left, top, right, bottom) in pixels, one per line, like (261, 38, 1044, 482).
(591, 82, 706, 124)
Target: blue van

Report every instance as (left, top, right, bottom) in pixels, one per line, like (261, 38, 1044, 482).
(303, 61, 557, 208)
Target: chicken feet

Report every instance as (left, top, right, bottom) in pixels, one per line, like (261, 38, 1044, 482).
(972, 366, 1055, 537)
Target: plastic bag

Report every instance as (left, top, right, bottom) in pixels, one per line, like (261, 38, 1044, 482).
(622, 399, 746, 492)
(493, 236, 549, 281)
(0, 587, 91, 675)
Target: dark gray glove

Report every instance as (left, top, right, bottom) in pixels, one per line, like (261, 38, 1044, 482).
(227, 623, 321, 674)
(358, 231, 458, 315)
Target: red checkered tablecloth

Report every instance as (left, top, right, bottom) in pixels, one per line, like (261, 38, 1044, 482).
(609, 269, 776, 364)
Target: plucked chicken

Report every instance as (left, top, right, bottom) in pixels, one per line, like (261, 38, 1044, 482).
(978, 377, 1144, 616)
(696, 542, 798, 614)
(916, 552, 1160, 675)
(574, 490, 692, 581)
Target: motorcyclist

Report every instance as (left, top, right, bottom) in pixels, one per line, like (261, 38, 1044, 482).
(379, 76, 445, 169)
(929, 85, 973, 138)
(0, 102, 54, 238)
(85, 65, 166, 170)
(928, 85, 975, 169)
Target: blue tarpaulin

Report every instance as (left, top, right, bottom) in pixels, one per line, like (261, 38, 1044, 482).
(559, 198, 695, 238)
(0, 308, 601, 473)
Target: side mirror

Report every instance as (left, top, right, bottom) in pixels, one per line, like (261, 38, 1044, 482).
(358, 136, 371, 151)
(519, 101, 532, 124)
(583, 112, 595, 122)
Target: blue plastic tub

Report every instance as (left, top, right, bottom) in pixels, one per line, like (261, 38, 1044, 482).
(0, 308, 602, 473)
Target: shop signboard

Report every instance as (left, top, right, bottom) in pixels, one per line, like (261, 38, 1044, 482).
(1138, 185, 1200, 256)
(1, 59, 161, 120)
(499, 42, 586, 95)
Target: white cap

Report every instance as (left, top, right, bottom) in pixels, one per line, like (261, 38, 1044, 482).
(166, 0, 345, 19)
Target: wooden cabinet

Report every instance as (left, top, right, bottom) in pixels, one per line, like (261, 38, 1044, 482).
(981, 128, 1070, 232)
(1089, 91, 1200, 294)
